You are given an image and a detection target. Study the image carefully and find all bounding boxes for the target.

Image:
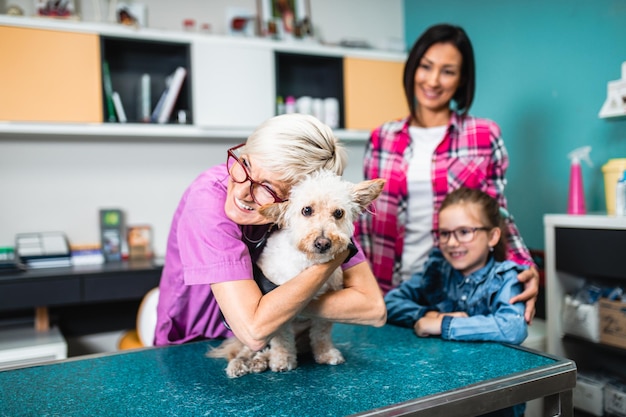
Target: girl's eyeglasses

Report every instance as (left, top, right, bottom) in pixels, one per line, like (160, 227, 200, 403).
(226, 144, 285, 205)
(434, 227, 490, 244)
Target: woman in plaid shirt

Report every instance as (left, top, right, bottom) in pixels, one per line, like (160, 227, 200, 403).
(354, 23, 539, 323)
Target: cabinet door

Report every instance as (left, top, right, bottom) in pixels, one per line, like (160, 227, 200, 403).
(343, 57, 407, 131)
(0, 26, 102, 123)
(192, 40, 274, 129)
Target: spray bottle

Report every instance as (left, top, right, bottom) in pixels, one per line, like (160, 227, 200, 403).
(567, 146, 593, 215)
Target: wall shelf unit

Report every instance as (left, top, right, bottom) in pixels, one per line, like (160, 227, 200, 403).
(275, 52, 345, 128)
(0, 15, 406, 142)
(598, 61, 626, 119)
(0, 122, 370, 142)
(544, 214, 626, 377)
(101, 36, 192, 124)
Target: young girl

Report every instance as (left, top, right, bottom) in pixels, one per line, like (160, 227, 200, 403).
(384, 187, 528, 345)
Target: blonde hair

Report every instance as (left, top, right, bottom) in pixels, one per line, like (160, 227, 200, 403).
(242, 114, 347, 184)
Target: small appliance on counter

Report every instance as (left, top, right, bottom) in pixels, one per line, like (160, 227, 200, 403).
(602, 158, 626, 215)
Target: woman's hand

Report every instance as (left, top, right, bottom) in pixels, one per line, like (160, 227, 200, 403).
(302, 261, 387, 327)
(509, 266, 540, 324)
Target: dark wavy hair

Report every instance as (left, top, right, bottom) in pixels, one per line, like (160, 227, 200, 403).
(403, 23, 476, 117)
(440, 187, 507, 261)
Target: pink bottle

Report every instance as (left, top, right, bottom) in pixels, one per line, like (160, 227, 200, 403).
(567, 146, 592, 215)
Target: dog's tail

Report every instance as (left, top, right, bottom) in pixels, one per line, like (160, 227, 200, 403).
(205, 337, 245, 360)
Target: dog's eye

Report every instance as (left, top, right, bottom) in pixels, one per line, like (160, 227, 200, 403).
(302, 206, 313, 216)
(333, 209, 344, 219)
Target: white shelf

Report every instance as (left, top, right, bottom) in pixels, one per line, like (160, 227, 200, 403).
(544, 213, 626, 230)
(0, 122, 370, 142)
(1, 15, 391, 143)
(598, 61, 626, 119)
(0, 15, 405, 62)
(599, 112, 626, 120)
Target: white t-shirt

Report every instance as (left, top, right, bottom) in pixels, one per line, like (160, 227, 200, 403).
(400, 125, 447, 282)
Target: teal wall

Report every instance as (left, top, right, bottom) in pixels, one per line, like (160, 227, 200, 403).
(403, 0, 626, 249)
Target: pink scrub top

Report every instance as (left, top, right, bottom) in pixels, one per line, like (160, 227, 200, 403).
(154, 164, 366, 346)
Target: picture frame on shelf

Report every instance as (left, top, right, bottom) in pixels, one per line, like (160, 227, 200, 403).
(225, 7, 256, 37)
(257, 0, 313, 40)
(127, 225, 153, 260)
(35, 0, 78, 19)
(116, 2, 147, 27)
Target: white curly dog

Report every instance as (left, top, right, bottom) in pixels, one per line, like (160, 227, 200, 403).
(207, 170, 384, 378)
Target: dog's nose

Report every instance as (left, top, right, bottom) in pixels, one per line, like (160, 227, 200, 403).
(314, 237, 331, 253)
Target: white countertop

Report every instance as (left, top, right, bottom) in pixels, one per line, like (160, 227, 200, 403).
(544, 213, 626, 229)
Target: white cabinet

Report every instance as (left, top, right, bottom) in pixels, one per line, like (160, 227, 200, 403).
(0, 15, 405, 142)
(192, 38, 274, 130)
(544, 214, 626, 370)
(0, 326, 66, 370)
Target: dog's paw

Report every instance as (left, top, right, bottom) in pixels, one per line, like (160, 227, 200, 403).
(314, 348, 345, 365)
(225, 358, 251, 378)
(249, 350, 270, 374)
(269, 353, 298, 372)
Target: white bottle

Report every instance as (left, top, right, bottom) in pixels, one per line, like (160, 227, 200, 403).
(323, 97, 339, 129)
(312, 98, 324, 121)
(616, 170, 626, 216)
(296, 96, 313, 115)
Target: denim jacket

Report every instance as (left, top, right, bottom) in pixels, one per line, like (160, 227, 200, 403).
(385, 248, 528, 344)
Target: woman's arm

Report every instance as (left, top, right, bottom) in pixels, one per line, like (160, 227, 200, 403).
(487, 124, 538, 323)
(211, 249, 349, 352)
(487, 124, 533, 265)
(301, 261, 387, 326)
(511, 266, 539, 323)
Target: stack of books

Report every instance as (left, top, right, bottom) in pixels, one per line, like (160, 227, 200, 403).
(70, 244, 105, 266)
(0, 247, 25, 273)
(102, 62, 187, 124)
(150, 66, 188, 124)
(15, 232, 72, 269)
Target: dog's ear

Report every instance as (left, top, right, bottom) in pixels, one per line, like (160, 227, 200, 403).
(258, 201, 290, 228)
(351, 178, 386, 212)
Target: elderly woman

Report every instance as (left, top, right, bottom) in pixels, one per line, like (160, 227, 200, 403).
(155, 114, 386, 349)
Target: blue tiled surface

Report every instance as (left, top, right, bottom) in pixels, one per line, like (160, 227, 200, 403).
(0, 324, 555, 416)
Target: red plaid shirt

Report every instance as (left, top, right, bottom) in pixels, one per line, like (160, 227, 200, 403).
(354, 113, 534, 294)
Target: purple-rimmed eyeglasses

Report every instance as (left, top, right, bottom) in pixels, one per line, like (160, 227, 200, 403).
(226, 144, 285, 205)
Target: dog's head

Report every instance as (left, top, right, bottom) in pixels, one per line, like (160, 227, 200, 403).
(258, 170, 385, 260)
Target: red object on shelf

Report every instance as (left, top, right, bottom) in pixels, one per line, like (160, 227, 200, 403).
(182, 19, 196, 31)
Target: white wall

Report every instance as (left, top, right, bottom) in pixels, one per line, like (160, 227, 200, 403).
(0, 0, 402, 255)
(4, 0, 404, 50)
(0, 139, 366, 255)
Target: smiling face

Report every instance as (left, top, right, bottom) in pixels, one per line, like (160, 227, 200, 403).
(413, 42, 463, 126)
(438, 202, 500, 276)
(224, 153, 290, 226)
